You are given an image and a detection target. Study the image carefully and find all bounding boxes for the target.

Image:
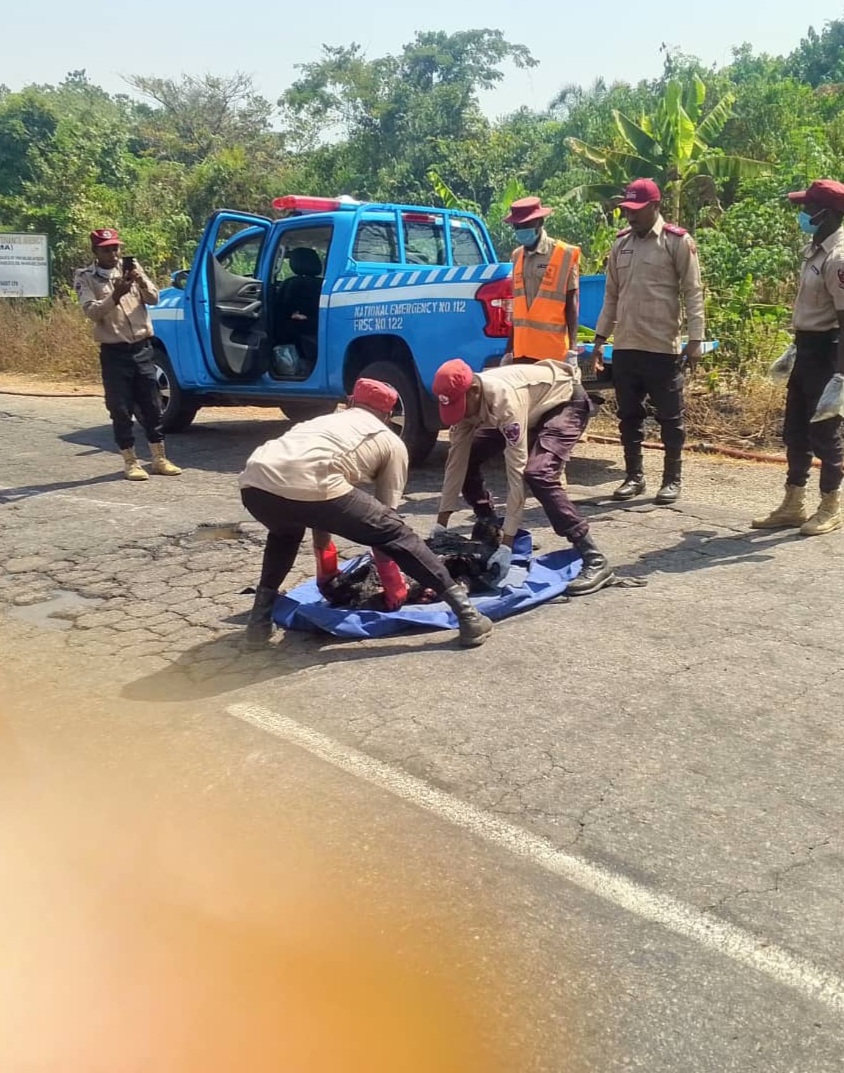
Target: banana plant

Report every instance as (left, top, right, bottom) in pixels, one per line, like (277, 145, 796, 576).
(564, 77, 769, 223)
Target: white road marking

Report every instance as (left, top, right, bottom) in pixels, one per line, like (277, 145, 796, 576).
(227, 701, 844, 1015)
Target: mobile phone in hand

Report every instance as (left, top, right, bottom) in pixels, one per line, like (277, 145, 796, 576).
(122, 256, 136, 276)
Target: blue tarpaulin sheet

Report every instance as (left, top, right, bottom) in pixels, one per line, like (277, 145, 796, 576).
(272, 531, 582, 639)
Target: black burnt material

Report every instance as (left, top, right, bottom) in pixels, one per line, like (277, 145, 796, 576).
(320, 519, 504, 610)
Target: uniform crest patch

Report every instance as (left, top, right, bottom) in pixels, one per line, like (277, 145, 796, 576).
(837, 268, 844, 289)
(502, 422, 522, 445)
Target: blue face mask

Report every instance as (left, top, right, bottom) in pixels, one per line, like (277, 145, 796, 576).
(514, 227, 540, 247)
(798, 210, 820, 235)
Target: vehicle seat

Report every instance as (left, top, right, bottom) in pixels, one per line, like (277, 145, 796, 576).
(276, 247, 323, 337)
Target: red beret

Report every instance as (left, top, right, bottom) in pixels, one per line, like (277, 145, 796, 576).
(351, 378, 398, 413)
(90, 228, 121, 247)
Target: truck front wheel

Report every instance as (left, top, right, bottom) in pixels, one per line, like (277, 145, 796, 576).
(357, 360, 438, 464)
(147, 348, 199, 433)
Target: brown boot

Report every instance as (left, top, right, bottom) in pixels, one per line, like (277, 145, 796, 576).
(751, 484, 808, 529)
(149, 441, 182, 476)
(800, 490, 841, 536)
(120, 447, 148, 481)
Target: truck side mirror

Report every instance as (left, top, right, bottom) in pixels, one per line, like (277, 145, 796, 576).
(171, 269, 189, 290)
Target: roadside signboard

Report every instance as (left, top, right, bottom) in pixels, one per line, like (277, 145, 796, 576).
(0, 233, 50, 297)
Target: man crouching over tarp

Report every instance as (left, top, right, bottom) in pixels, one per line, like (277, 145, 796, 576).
(432, 359, 615, 596)
(238, 378, 493, 649)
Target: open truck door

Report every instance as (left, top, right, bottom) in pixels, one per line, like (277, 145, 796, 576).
(186, 210, 273, 381)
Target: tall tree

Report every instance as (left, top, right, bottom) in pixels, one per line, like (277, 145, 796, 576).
(126, 72, 277, 167)
(279, 30, 537, 201)
(786, 19, 844, 87)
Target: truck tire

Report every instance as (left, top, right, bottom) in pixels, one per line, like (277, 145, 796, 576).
(357, 360, 438, 465)
(139, 348, 199, 433)
(279, 400, 338, 423)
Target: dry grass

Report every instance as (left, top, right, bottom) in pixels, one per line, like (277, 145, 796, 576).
(593, 375, 787, 452)
(0, 299, 99, 382)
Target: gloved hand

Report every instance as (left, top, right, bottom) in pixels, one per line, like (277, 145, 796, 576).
(769, 344, 797, 383)
(315, 542, 340, 595)
(811, 373, 844, 422)
(486, 544, 512, 587)
(429, 523, 448, 539)
(372, 549, 408, 610)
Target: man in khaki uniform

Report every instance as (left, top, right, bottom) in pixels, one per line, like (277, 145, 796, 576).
(74, 228, 181, 481)
(752, 179, 844, 536)
(592, 179, 705, 504)
(502, 197, 580, 368)
(238, 378, 493, 648)
(432, 359, 614, 597)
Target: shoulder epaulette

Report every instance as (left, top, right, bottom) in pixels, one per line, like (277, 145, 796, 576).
(616, 227, 632, 238)
(664, 224, 689, 236)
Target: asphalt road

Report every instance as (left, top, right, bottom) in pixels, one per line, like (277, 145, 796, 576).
(1, 393, 843, 1072)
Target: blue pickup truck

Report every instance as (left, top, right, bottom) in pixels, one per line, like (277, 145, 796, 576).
(148, 195, 609, 462)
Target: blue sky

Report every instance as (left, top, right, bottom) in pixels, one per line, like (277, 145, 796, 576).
(4, 0, 843, 118)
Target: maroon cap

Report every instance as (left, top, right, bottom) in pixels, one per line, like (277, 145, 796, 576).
(90, 228, 121, 247)
(502, 197, 553, 226)
(788, 179, 844, 213)
(618, 179, 662, 211)
(350, 377, 398, 413)
(433, 359, 475, 425)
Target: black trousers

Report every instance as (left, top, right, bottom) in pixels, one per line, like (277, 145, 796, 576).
(100, 340, 163, 450)
(461, 392, 593, 544)
(240, 485, 453, 593)
(612, 349, 685, 462)
(785, 330, 843, 494)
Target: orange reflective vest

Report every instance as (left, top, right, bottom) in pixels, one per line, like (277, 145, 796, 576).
(512, 241, 580, 361)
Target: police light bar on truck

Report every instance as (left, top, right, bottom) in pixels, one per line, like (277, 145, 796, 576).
(272, 195, 361, 215)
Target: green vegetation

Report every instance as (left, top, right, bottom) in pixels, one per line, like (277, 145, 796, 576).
(3, 20, 844, 382)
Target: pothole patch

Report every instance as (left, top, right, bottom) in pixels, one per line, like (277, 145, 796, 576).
(182, 522, 245, 544)
(8, 590, 104, 631)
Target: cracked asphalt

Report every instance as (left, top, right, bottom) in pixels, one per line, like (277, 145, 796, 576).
(1, 393, 843, 1072)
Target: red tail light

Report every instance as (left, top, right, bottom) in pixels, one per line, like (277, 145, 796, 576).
(475, 277, 513, 338)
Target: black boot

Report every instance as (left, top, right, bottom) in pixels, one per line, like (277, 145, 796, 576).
(613, 448, 646, 501)
(442, 584, 493, 647)
(566, 535, 615, 596)
(655, 457, 682, 505)
(244, 585, 278, 648)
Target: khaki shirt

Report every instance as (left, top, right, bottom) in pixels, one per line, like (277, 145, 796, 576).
(792, 230, 844, 332)
(73, 263, 159, 344)
(238, 407, 408, 509)
(439, 360, 579, 537)
(511, 230, 580, 306)
(595, 215, 705, 354)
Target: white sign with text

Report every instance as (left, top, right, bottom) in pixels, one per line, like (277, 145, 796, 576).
(0, 234, 50, 297)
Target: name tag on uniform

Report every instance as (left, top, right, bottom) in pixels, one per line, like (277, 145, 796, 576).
(619, 248, 633, 257)
(810, 264, 821, 275)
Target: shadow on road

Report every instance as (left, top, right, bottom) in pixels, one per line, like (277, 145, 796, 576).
(616, 527, 799, 581)
(0, 472, 123, 502)
(121, 628, 457, 704)
(60, 421, 623, 489)
(61, 419, 292, 475)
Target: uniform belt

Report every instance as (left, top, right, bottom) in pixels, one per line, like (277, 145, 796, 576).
(100, 338, 152, 352)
